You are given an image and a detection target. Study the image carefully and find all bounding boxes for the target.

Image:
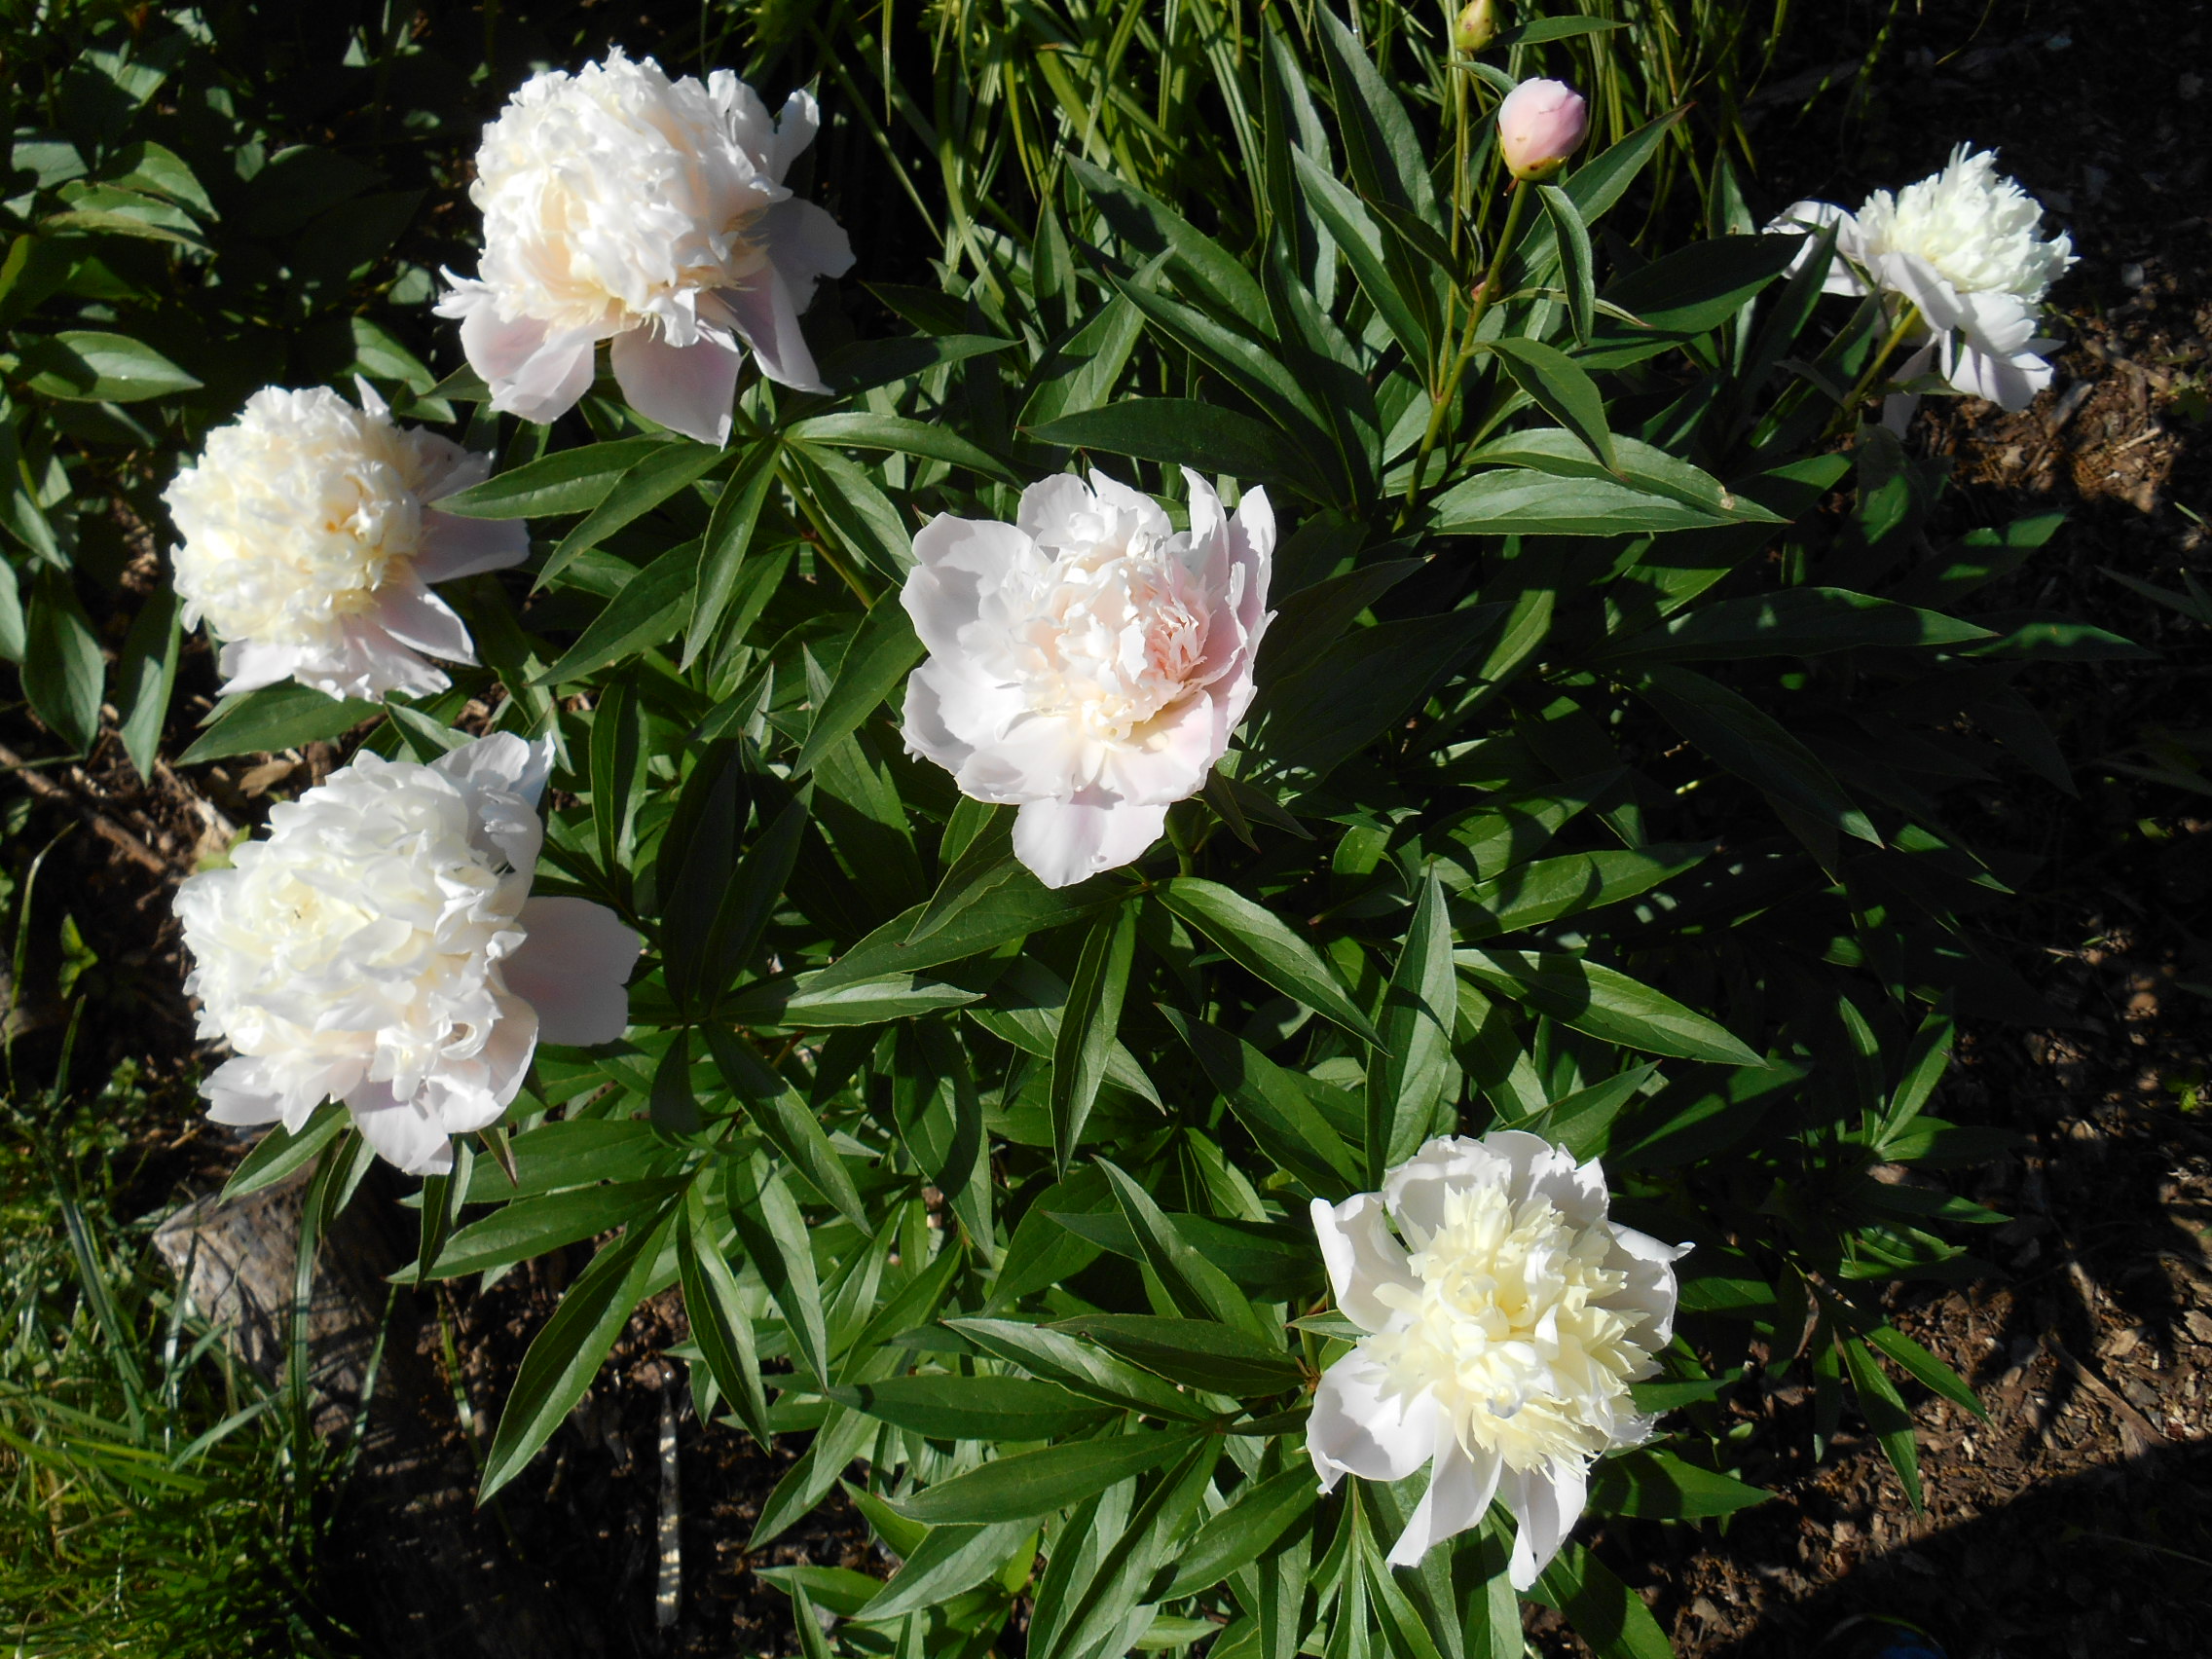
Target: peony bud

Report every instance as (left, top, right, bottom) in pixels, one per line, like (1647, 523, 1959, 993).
(1453, 0, 1498, 54)
(1496, 78, 1587, 182)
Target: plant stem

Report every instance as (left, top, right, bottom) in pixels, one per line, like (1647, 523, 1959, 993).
(1401, 177, 1532, 520)
(1825, 300, 1925, 438)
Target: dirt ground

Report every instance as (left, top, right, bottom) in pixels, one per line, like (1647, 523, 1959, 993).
(6, 0, 2210, 1654)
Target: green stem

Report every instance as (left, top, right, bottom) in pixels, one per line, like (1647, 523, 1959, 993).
(1401, 178, 1531, 520)
(1825, 300, 1925, 439)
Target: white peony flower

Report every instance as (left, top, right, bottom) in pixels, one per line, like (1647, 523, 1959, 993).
(165, 381, 529, 703)
(900, 468, 1274, 890)
(435, 49, 855, 446)
(1768, 146, 2076, 423)
(1309, 1132, 1687, 1588)
(175, 734, 643, 1175)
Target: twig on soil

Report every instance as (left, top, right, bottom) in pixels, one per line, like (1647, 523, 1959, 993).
(2043, 1334, 2170, 1455)
(0, 740, 171, 878)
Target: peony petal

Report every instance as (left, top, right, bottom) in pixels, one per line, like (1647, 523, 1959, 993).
(417, 509, 532, 582)
(1086, 468, 1174, 541)
(1608, 1225, 1691, 1346)
(1307, 1347, 1444, 1487)
(1504, 1458, 1589, 1591)
(201, 1056, 284, 1126)
(432, 731, 555, 808)
(902, 657, 1026, 773)
(1104, 690, 1225, 808)
(760, 196, 855, 291)
(448, 285, 552, 381)
(1011, 792, 1165, 888)
(1310, 1191, 1419, 1332)
(1761, 202, 1872, 297)
(716, 266, 829, 394)
(504, 897, 643, 1045)
(903, 515, 1035, 656)
(609, 324, 745, 446)
(489, 327, 599, 425)
(215, 638, 307, 696)
(373, 581, 477, 664)
(347, 1084, 455, 1176)
(1385, 1437, 1504, 1568)
(1017, 473, 1106, 550)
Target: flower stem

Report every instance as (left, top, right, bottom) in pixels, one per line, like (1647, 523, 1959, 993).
(1401, 177, 1531, 522)
(1825, 300, 1925, 439)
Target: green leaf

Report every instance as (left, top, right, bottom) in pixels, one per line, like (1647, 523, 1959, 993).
(178, 681, 379, 766)
(861, 1519, 1038, 1623)
(1596, 587, 1995, 666)
(1158, 877, 1380, 1045)
(1426, 469, 1728, 535)
(1636, 663, 1880, 844)
(534, 539, 699, 684)
(1840, 1336, 1923, 1510)
(1256, 605, 1500, 780)
(1066, 155, 1271, 323)
(810, 873, 1117, 993)
(23, 330, 200, 401)
(427, 1178, 688, 1279)
(711, 1059, 867, 1232)
(479, 1206, 676, 1499)
(434, 436, 669, 519)
(1055, 1313, 1302, 1397)
(1367, 871, 1455, 1178)
(1095, 1161, 1268, 1339)
(111, 590, 176, 781)
(1482, 337, 1614, 470)
(1863, 1324, 1986, 1420)
(1456, 844, 1713, 939)
(542, 441, 723, 588)
(1160, 1465, 1317, 1599)
(219, 1106, 347, 1202)
(1026, 400, 1310, 497)
(462, 1119, 674, 1200)
(1501, 1062, 1660, 1160)
(23, 568, 103, 754)
(1163, 1009, 1360, 1197)
(678, 1192, 773, 1447)
(1291, 148, 1433, 368)
(791, 411, 1016, 483)
(104, 139, 214, 216)
(728, 1159, 832, 1387)
(793, 590, 923, 776)
(1313, 7, 1441, 229)
(1043, 1442, 1214, 1659)
(685, 446, 780, 668)
(1531, 1543, 1672, 1659)
(1051, 906, 1137, 1174)
(948, 1317, 1208, 1422)
(1537, 184, 1596, 344)
(896, 1432, 1197, 1526)
(1455, 948, 1764, 1064)
(827, 1374, 1115, 1441)
(1464, 429, 1777, 522)
(1586, 1449, 1769, 1518)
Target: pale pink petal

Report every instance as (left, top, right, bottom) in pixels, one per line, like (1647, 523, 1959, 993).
(1011, 792, 1166, 888)
(1385, 1437, 1504, 1567)
(432, 731, 556, 809)
(489, 328, 600, 425)
(1017, 474, 1107, 548)
(1504, 1458, 1588, 1591)
(346, 1084, 454, 1176)
(902, 657, 1024, 775)
(216, 639, 308, 696)
(1308, 1347, 1444, 1489)
(202, 1056, 283, 1126)
(609, 324, 744, 446)
(903, 516, 1036, 656)
(1309, 1192, 1418, 1332)
(1107, 691, 1227, 807)
(373, 581, 476, 663)
(504, 897, 642, 1045)
(1608, 1225, 1691, 1346)
(759, 196, 854, 290)
(416, 510, 531, 582)
(447, 288, 551, 383)
(1761, 203, 1871, 297)
(1085, 469, 1174, 540)
(716, 266, 828, 394)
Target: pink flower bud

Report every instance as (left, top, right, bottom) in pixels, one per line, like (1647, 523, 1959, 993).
(1496, 79, 1588, 182)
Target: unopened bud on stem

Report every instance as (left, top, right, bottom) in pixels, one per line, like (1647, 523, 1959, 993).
(1496, 78, 1588, 181)
(1454, 0, 1498, 54)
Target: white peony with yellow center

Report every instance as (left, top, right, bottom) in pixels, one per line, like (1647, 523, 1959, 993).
(1768, 145, 2076, 422)
(175, 734, 642, 1174)
(900, 468, 1273, 889)
(1309, 1132, 1687, 1587)
(164, 382, 528, 701)
(436, 49, 854, 445)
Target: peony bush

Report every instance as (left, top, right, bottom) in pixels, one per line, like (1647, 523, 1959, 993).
(5, 6, 2119, 1655)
